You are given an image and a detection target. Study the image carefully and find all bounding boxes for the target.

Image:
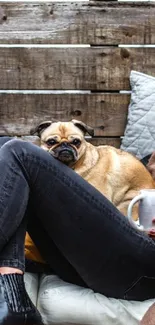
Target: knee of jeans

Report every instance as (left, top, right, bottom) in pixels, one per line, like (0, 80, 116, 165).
(1, 138, 55, 172)
(1, 138, 35, 158)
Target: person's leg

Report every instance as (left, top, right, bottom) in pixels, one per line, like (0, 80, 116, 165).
(27, 213, 86, 287)
(0, 137, 84, 286)
(0, 137, 43, 324)
(1, 139, 155, 302)
(0, 137, 12, 147)
(0, 138, 84, 299)
(0, 137, 25, 272)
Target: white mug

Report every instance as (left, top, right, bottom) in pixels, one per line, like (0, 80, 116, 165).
(127, 189, 155, 231)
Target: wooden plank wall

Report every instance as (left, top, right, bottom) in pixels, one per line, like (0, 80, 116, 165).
(0, 1, 155, 147)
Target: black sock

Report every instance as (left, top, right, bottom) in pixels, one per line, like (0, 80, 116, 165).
(0, 273, 35, 313)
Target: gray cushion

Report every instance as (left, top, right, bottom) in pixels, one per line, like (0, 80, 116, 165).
(121, 71, 155, 159)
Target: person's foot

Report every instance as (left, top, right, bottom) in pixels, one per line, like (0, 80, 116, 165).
(0, 273, 43, 324)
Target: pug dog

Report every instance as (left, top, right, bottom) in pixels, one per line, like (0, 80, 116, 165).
(30, 119, 155, 220)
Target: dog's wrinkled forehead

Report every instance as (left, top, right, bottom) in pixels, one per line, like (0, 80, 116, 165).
(30, 119, 94, 138)
(42, 122, 84, 140)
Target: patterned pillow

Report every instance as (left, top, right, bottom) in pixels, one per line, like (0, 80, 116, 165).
(121, 71, 155, 159)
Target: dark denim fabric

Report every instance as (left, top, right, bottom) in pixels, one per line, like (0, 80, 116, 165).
(0, 137, 155, 300)
(141, 154, 152, 167)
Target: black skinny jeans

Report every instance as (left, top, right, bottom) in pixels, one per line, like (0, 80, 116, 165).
(0, 137, 155, 301)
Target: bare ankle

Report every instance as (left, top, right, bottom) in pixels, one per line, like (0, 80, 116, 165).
(0, 267, 23, 275)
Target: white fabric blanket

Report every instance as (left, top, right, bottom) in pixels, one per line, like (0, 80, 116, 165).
(24, 273, 155, 325)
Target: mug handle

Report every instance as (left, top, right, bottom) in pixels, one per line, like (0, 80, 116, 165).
(127, 193, 145, 230)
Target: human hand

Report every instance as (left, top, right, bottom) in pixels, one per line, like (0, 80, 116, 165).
(145, 229, 155, 238)
(144, 218, 155, 239)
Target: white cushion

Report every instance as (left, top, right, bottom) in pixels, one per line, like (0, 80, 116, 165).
(24, 272, 39, 306)
(37, 274, 155, 325)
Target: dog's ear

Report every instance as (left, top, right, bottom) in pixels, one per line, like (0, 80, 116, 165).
(30, 121, 52, 137)
(72, 120, 94, 137)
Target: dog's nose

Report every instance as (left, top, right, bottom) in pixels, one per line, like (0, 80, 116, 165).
(61, 142, 69, 148)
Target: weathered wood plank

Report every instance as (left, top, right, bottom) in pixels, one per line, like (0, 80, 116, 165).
(87, 137, 121, 148)
(0, 93, 130, 136)
(0, 47, 155, 90)
(0, 2, 154, 44)
(20, 135, 121, 149)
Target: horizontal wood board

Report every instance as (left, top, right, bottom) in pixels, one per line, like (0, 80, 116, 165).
(0, 1, 153, 150)
(0, 47, 155, 90)
(0, 2, 154, 44)
(0, 93, 130, 136)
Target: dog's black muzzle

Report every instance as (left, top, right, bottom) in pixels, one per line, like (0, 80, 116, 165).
(50, 142, 77, 165)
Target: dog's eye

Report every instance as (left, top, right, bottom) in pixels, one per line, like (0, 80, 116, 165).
(46, 139, 57, 146)
(72, 139, 81, 146)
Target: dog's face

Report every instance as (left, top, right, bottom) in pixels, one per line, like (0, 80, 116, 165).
(30, 120, 94, 166)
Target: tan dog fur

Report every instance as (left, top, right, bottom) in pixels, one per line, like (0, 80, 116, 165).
(30, 120, 155, 220)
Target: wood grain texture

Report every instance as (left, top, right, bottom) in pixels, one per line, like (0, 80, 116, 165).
(0, 2, 154, 44)
(0, 47, 155, 90)
(0, 93, 130, 136)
